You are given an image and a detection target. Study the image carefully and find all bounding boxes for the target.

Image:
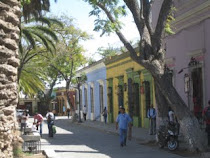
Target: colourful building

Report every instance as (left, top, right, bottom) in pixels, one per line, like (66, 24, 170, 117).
(76, 59, 107, 122)
(55, 87, 76, 116)
(153, 0, 210, 116)
(105, 53, 155, 128)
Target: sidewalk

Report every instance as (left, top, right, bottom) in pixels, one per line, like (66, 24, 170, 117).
(78, 120, 156, 144)
(78, 120, 210, 158)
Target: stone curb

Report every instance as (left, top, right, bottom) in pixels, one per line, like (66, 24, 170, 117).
(43, 149, 59, 158)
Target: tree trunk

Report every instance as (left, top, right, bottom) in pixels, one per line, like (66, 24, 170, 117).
(45, 76, 58, 108)
(154, 74, 206, 151)
(0, 0, 22, 157)
(66, 81, 77, 122)
(154, 81, 169, 127)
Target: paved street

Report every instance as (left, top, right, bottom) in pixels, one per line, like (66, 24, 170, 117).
(38, 116, 194, 158)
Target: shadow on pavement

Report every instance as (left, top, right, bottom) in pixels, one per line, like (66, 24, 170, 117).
(40, 118, 192, 158)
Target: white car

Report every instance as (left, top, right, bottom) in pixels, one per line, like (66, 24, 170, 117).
(16, 109, 25, 117)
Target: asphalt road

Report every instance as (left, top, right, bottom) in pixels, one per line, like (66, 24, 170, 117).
(40, 117, 188, 158)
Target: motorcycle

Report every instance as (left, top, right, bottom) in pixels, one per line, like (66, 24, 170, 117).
(157, 122, 179, 151)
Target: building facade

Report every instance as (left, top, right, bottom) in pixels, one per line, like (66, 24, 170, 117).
(77, 59, 107, 122)
(18, 98, 39, 116)
(55, 87, 76, 116)
(105, 53, 155, 128)
(153, 0, 210, 118)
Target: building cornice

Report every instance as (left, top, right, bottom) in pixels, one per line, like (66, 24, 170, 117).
(104, 53, 130, 65)
(76, 59, 105, 75)
(172, 1, 210, 33)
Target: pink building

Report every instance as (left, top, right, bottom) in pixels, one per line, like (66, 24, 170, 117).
(153, 0, 210, 117)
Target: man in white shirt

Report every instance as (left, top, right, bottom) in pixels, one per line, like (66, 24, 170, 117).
(46, 110, 55, 137)
(168, 107, 175, 123)
(83, 105, 87, 121)
(147, 104, 156, 135)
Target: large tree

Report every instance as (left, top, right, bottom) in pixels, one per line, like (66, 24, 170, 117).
(18, 17, 63, 96)
(0, 0, 21, 157)
(47, 15, 89, 121)
(0, 0, 54, 156)
(84, 0, 206, 151)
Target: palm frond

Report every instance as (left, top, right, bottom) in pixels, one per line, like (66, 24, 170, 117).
(22, 29, 36, 48)
(19, 69, 45, 97)
(31, 30, 56, 53)
(35, 26, 58, 41)
(22, 0, 50, 22)
(47, 18, 64, 28)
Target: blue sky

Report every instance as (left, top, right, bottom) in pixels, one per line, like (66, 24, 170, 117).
(50, 0, 139, 60)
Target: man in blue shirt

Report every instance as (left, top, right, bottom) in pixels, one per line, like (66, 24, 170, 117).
(116, 107, 132, 147)
(147, 104, 156, 135)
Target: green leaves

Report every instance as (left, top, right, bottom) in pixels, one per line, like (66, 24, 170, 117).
(47, 15, 89, 84)
(22, 0, 51, 22)
(97, 44, 119, 58)
(21, 17, 62, 53)
(84, 0, 127, 36)
(165, 7, 176, 35)
(21, 0, 31, 6)
(94, 19, 123, 36)
(19, 54, 46, 97)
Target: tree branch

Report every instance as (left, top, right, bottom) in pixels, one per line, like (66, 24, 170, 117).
(152, 0, 173, 52)
(97, 2, 139, 62)
(123, 0, 142, 36)
(142, 0, 153, 35)
(50, 64, 68, 81)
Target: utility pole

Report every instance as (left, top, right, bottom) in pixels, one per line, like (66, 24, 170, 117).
(77, 76, 82, 123)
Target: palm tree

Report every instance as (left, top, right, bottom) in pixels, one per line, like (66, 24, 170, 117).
(20, 17, 63, 52)
(0, 0, 22, 157)
(18, 50, 47, 97)
(21, 0, 52, 22)
(0, 0, 54, 156)
(18, 17, 63, 82)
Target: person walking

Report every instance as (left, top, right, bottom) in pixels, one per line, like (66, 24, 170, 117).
(33, 112, 43, 136)
(116, 107, 132, 147)
(67, 108, 70, 119)
(147, 105, 156, 135)
(46, 110, 55, 137)
(203, 100, 210, 146)
(102, 107, 108, 124)
(20, 111, 28, 134)
(83, 105, 87, 121)
(63, 105, 66, 116)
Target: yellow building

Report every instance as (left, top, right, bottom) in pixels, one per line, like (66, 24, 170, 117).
(105, 53, 155, 128)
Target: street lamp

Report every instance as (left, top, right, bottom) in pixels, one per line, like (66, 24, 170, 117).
(77, 76, 82, 123)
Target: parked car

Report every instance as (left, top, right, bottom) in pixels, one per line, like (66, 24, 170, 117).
(16, 109, 24, 117)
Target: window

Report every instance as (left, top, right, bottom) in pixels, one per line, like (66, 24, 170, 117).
(191, 67, 203, 117)
(133, 83, 140, 116)
(128, 78, 133, 117)
(108, 87, 113, 113)
(118, 85, 124, 107)
(99, 85, 104, 113)
(90, 87, 94, 113)
(84, 88, 88, 108)
(144, 81, 151, 116)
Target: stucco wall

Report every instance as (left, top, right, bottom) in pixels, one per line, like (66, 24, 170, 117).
(81, 66, 107, 121)
(204, 19, 210, 105)
(152, 0, 210, 109)
(106, 55, 155, 128)
(166, 22, 205, 105)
